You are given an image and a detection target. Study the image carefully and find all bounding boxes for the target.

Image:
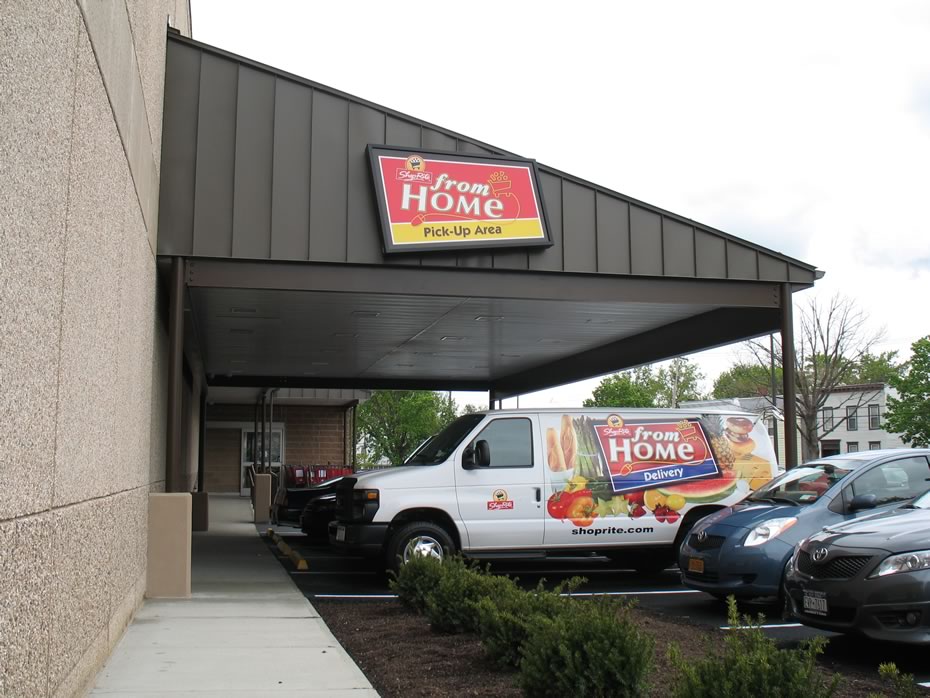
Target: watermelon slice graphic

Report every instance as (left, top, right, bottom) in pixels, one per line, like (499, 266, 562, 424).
(658, 477, 737, 503)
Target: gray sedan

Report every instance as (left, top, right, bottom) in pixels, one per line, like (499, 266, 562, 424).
(785, 487, 930, 644)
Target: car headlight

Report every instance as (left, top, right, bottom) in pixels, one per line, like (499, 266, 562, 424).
(744, 517, 797, 547)
(870, 550, 930, 578)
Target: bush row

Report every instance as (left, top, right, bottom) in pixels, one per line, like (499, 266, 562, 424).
(390, 555, 650, 697)
(389, 556, 850, 698)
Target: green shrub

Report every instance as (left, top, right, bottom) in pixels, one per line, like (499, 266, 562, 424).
(424, 557, 520, 634)
(477, 577, 584, 669)
(668, 596, 840, 698)
(518, 595, 654, 698)
(387, 553, 444, 613)
(868, 662, 920, 698)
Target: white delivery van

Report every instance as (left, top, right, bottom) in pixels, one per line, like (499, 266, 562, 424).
(330, 408, 778, 572)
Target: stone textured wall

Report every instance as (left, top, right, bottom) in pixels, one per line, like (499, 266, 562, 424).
(0, 1, 190, 695)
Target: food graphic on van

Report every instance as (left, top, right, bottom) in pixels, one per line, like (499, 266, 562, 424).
(542, 413, 775, 526)
(593, 417, 719, 494)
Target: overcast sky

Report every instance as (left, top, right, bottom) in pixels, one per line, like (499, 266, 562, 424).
(190, 0, 930, 409)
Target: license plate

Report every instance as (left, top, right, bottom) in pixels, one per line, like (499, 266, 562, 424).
(336, 525, 346, 542)
(803, 589, 828, 616)
(688, 557, 705, 574)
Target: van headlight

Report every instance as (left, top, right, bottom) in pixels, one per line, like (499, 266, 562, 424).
(744, 517, 797, 547)
(870, 550, 930, 578)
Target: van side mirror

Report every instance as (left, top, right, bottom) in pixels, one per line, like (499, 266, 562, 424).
(475, 440, 491, 467)
(849, 493, 878, 511)
(462, 440, 491, 469)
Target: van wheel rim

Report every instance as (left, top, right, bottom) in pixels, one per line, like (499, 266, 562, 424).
(403, 535, 443, 563)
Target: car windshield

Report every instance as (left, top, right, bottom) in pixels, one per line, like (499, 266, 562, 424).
(404, 413, 485, 466)
(746, 463, 853, 506)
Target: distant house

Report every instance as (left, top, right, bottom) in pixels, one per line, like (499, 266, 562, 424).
(817, 383, 907, 456)
(683, 383, 908, 465)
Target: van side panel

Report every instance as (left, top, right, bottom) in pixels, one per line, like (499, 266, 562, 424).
(541, 411, 777, 548)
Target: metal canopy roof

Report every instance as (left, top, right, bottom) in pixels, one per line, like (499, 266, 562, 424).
(159, 35, 820, 400)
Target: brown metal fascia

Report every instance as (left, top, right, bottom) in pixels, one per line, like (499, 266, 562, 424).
(166, 34, 820, 279)
(186, 260, 783, 308)
(493, 306, 781, 400)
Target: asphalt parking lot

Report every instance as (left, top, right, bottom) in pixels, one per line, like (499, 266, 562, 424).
(264, 524, 930, 688)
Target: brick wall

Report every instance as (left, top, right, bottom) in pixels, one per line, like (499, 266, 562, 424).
(284, 406, 347, 465)
(203, 428, 241, 492)
(202, 404, 351, 490)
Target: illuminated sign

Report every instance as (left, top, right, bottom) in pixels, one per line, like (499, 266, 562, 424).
(368, 145, 552, 254)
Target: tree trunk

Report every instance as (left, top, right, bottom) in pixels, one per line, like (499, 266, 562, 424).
(799, 413, 819, 462)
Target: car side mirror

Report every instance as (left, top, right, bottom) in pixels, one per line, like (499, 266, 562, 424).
(462, 440, 491, 469)
(849, 493, 878, 511)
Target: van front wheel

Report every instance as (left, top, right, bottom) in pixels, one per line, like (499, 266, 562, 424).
(386, 521, 455, 573)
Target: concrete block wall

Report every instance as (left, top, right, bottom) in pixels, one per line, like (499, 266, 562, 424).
(0, 1, 191, 695)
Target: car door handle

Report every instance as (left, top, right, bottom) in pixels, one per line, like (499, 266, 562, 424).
(534, 487, 541, 502)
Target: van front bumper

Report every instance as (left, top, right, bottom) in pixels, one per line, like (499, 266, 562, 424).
(328, 521, 389, 557)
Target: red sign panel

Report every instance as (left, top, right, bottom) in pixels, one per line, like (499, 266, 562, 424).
(368, 146, 552, 254)
(592, 417, 721, 494)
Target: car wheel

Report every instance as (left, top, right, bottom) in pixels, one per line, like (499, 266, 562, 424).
(385, 521, 455, 573)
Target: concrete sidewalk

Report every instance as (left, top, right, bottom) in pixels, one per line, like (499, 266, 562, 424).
(89, 494, 378, 696)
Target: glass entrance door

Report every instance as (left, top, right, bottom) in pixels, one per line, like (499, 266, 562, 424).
(240, 429, 284, 496)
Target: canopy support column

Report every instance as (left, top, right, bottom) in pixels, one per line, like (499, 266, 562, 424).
(780, 283, 798, 468)
(166, 257, 186, 492)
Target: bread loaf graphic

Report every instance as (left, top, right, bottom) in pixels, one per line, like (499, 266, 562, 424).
(546, 427, 566, 472)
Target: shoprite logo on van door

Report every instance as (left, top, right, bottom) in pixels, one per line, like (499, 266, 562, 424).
(368, 145, 552, 254)
(593, 418, 721, 494)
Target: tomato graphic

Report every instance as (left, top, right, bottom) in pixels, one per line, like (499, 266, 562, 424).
(565, 492, 598, 527)
(546, 491, 574, 519)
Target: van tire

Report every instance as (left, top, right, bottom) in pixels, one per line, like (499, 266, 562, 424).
(385, 521, 455, 573)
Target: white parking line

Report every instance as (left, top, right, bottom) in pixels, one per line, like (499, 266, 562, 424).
(494, 568, 675, 575)
(567, 590, 702, 596)
(315, 594, 399, 599)
(290, 570, 379, 575)
(720, 623, 805, 630)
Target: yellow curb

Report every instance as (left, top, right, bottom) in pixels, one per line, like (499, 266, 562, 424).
(269, 530, 309, 571)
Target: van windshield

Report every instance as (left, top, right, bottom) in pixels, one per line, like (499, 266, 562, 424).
(404, 414, 485, 466)
(746, 463, 852, 506)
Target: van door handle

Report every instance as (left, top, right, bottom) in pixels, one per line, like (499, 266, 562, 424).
(534, 487, 541, 502)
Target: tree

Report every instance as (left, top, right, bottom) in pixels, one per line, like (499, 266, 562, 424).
(885, 336, 930, 447)
(583, 358, 704, 408)
(654, 358, 705, 407)
(356, 390, 458, 465)
(583, 366, 658, 408)
(747, 293, 884, 462)
(848, 350, 904, 384)
(713, 362, 781, 399)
